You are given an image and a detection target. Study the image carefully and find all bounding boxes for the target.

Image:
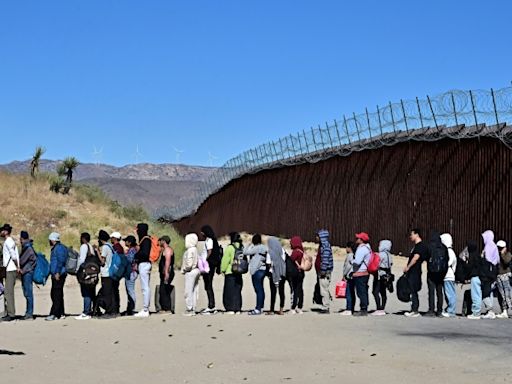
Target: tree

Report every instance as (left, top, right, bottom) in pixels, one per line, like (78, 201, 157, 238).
(30, 146, 46, 178)
(62, 157, 80, 183)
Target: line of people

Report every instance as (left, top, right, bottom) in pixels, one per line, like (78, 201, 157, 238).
(2, 222, 511, 320)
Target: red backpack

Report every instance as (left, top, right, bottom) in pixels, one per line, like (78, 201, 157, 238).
(367, 250, 381, 274)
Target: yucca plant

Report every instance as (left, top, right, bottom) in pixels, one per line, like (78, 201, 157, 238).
(30, 146, 46, 178)
(62, 157, 80, 183)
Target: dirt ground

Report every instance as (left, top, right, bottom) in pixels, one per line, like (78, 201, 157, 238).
(1, 243, 511, 384)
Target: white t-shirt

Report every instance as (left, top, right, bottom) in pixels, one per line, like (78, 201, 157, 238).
(201, 238, 214, 260)
(100, 244, 113, 278)
(2, 237, 19, 272)
(78, 243, 93, 269)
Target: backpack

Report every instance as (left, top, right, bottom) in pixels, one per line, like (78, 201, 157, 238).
(107, 244, 129, 281)
(367, 251, 380, 274)
(215, 245, 224, 275)
(427, 242, 449, 276)
(33, 252, 50, 285)
(455, 247, 471, 283)
(396, 274, 412, 302)
(231, 244, 248, 274)
(65, 247, 79, 275)
(300, 252, 313, 272)
(77, 245, 101, 285)
(148, 236, 162, 263)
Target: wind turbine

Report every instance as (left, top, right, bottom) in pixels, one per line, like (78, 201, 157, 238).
(134, 145, 144, 164)
(92, 146, 103, 166)
(173, 147, 184, 164)
(208, 152, 218, 166)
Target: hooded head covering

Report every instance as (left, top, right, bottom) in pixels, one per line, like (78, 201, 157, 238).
(429, 231, 443, 247)
(290, 236, 303, 251)
(378, 239, 392, 253)
(185, 233, 198, 249)
(440, 233, 453, 249)
(267, 237, 286, 284)
(482, 230, 499, 265)
(201, 225, 216, 240)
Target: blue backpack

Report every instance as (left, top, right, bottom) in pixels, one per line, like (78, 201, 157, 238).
(107, 244, 129, 281)
(33, 252, 51, 285)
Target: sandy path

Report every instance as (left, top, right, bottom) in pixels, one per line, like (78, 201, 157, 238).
(1, 247, 510, 384)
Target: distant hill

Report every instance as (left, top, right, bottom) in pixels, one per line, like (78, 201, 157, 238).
(0, 160, 216, 215)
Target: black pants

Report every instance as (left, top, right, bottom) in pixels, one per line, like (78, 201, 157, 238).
(50, 275, 66, 318)
(313, 275, 323, 305)
(291, 271, 304, 310)
(354, 275, 369, 312)
(267, 273, 285, 312)
(203, 268, 216, 309)
(112, 279, 120, 314)
(481, 279, 493, 299)
(101, 277, 116, 315)
(159, 278, 174, 311)
(427, 274, 444, 314)
(223, 274, 243, 312)
(372, 275, 388, 311)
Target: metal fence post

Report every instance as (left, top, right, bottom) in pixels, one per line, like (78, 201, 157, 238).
(450, 92, 459, 127)
(353, 113, 361, 141)
(416, 97, 424, 129)
(343, 115, 351, 145)
(325, 122, 334, 148)
(469, 90, 479, 129)
(365, 108, 373, 140)
(334, 120, 342, 145)
(376, 105, 384, 137)
(491, 88, 500, 126)
(427, 95, 440, 133)
(389, 102, 397, 134)
(400, 99, 409, 134)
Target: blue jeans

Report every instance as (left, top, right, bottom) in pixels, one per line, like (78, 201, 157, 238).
(80, 284, 96, 315)
(125, 273, 137, 314)
(22, 272, 34, 316)
(346, 279, 356, 311)
(251, 270, 266, 311)
(471, 276, 482, 315)
(444, 280, 456, 315)
(354, 275, 370, 312)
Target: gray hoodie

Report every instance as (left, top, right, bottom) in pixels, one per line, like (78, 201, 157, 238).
(244, 244, 268, 275)
(378, 240, 393, 277)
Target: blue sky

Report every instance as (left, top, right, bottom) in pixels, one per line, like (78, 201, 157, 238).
(1, 1, 511, 167)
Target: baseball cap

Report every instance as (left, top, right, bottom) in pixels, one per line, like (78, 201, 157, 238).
(497, 240, 507, 248)
(355, 232, 370, 242)
(49, 232, 61, 242)
(110, 232, 122, 240)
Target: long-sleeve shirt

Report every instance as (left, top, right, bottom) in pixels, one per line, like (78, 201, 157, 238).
(444, 248, 457, 281)
(2, 236, 19, 272)
(135, 237, 151, 264)
(221, 243, 241, 275)
(19, 243, 37, 274)
(50, 243, 68, 276)
(353, 244, 371, 274)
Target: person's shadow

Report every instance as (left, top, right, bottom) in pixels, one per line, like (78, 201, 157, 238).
(0, 349, 25, 356)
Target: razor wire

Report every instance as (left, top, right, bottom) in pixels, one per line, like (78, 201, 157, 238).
(157, 86, 512, 221)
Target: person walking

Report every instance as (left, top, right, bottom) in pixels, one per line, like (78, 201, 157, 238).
(75, 232, 96, 320)
(404, 228, 429, 318)
(123, 235, 138, 316)
(266, 236, 287, 315)
(46, 232, 68, 321)
(244, 234, 268, 315)
(352, 232, 371, 316)
(316, 230, 333, 314)
(340, 241, 356, 316)
(480, 230, 499, 319)
(199, 225, 221, 315)
(372, 239, 393, 316)
(134, 223, 152, 318)
(1, 224, 19, 322)
(221, 232, 244, 314)
(182, 233, 200, 316)
(441, 233, 457, 318)
(495, 240, 512, 319)
(19, 231, 37, 320)
(158, 236, 175, 313)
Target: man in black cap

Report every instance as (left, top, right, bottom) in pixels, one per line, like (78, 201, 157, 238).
(19, 231, 37, 320)
(1, 224, 20, 322)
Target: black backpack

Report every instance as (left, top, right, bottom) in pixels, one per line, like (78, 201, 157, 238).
(397, 274, 412, 302)
(455, 247, 471, 283)
(427, 242, 449, 277)
(231, 244, 248, 274)
(77, 246, 101, 285)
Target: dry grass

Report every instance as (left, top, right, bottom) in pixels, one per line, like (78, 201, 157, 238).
(0, 172, 184, 264)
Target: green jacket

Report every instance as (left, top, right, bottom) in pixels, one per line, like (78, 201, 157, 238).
(221, 242, 241, 275)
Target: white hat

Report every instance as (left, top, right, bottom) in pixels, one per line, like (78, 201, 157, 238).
(497, 240, 507, 248)
(49, 232, 60, 242)
(110, 232, 122, 240)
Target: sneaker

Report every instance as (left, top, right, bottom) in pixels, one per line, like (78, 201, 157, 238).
(318, 309, 330, 315)
(405, 312, 420, 318)
(248, 309, 262, 316)
(1, 315, 16, 322)
(276, 310, 285, 316)
(75, 313, 91, 320)
(289, 309, 297, 315)
(296, 309, 304, 315)
(423, 311, 435, 317)
(353, 311, 368, 317)
(200, 308, 212, 315)
(23, 314, 34, 321)
(45, 315, 57, 321)
(225, 311, 236, 315)
(482, 311, 496, 319)
(371, 310, 386, 316)
(339, 310, 353, 316)
(467, 314, 481, 320)
(496, 311, 509, 319)
(134, 310, 150, 318)
(183, 310, 196, 317)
